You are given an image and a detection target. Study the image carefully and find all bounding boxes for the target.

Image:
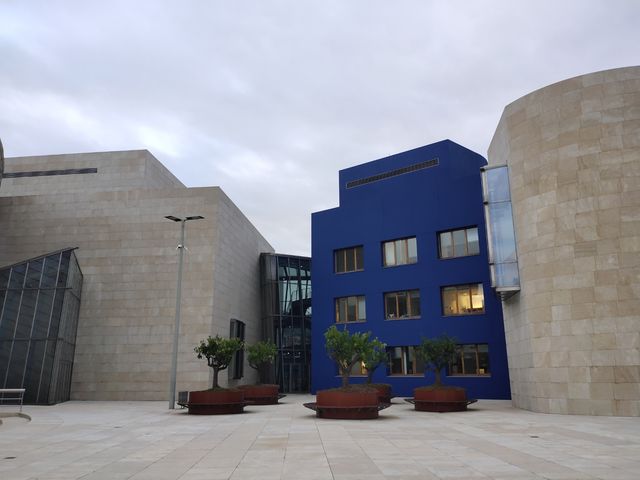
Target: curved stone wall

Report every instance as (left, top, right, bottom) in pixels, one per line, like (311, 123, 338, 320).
(0, 138, 4, 188)
(488, 66, 640, 416)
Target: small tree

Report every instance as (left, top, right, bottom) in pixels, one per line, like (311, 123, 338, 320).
(362, 338, 388, 384)
(415, 334, 457, 387)
(194, 335, 244, 389)
(246, 340, 278, 384)
(324, 325, 381, 388)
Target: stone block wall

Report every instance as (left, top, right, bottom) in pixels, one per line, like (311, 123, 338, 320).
(0, 151, 273, 400)
(488, 66, 640, 415)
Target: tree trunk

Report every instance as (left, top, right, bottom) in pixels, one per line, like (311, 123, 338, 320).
(367, 370, 374, 384)
(434, 368, 442, 387)
(213, 368, 219, 389)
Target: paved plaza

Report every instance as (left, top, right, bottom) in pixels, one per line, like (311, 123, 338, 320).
(1, 395, 639, 480)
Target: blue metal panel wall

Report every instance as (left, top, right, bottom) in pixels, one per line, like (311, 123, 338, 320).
(311, 140, 511, 399)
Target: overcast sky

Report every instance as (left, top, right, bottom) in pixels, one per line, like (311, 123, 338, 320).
(1, 1, 639, 255)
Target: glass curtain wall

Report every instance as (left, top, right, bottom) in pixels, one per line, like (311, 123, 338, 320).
(0, 248, 83, 404)
(260, 253, 311, 392)
(482, 165, 520, 298)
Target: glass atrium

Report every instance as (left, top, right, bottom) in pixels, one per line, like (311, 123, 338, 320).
(0, 248, 83, 404)
(260, 253, 311, 392)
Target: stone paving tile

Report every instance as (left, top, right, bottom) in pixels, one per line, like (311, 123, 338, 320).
(1, 396, 640, 479)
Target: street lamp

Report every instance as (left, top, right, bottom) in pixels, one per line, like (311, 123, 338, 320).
(165, 215, 205, 409)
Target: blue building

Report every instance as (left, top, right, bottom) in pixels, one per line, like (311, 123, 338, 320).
(311, 140, 511, 399)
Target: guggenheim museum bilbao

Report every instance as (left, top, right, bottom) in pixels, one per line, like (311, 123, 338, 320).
(1, 66, 639, 416)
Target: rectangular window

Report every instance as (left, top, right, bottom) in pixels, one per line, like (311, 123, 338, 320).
(384, 290, 420, 319)
(382, 237, 417, 267)
(449, 344, 490, 376)
(229, 319, 245, 379)
(386, 346, 424, 375)
(439, 227, 480, 259)
(335, 295, 366, 323)
(441, 283, 485, 315)
(348, 361, 367, 376)
(334, 246, 364, 273)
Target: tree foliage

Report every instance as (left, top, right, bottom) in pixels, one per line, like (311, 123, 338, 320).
(194, 335, 244, 388)
(362, 338, 388, 384)
(415, 334, 457, 386)
(246, 340, 277, 383)
(247, 341, 277, 370)
(324, 325, 384, 388)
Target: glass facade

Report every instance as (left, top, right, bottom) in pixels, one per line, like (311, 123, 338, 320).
(482, 165, 520, 298)
(0, 248, 83, 404)
(260, 253, 311, 393)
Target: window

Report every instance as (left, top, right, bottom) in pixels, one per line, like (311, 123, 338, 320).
(439, 227, 480, 259)
(334, 246, 364, 273)
(441, 284, 485, 315)
(384, 290, 420, 319)
(382, 237, 417, 267)
(386, 346, 424, 375)
(229, 319, 245, 379)
(348, 361, 367, 376)
(335, 295, 366, 323)
(449, 344, 490, 376)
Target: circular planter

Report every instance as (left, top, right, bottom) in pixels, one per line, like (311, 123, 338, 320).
(187, 389, 245, 415)
(238, 384, 280, 405)
(315, 387, 380, 419)
(413, 386, 468, 412)
(368, 383, 392, 404)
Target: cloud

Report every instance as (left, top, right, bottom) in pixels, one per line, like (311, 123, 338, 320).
(1, 0, 639, 255)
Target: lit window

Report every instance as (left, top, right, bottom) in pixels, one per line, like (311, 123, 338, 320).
(334, 246, 364, 273)
(439, 227, 480, 259)
(335, 295, 366, 323)
(441, 283, 485, 315)
(382, 237, 417, 267)
(449, 344, 490, 375)
(386, 346, 424, 375)
(348, 361, 367, 376)
(384, 290, 420, 319)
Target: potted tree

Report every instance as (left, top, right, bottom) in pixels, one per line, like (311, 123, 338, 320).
(411, 334, 471, 412)
(362, 338, 392, 404)
(305, 325, 389, 419)
(239, 340, 281, 404)
(187, 335, 245, 414)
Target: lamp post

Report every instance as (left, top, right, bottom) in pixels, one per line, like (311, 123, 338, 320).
(165, 215, 205, 409)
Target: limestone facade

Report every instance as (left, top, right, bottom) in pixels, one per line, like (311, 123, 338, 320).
(0, 150, 273, 400)
(488, 66, 640, 415)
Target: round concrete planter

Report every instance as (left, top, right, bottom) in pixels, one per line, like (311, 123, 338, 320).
(413, 386, 468, 412)
(187, 389, 245, 415)
(238, 384, 280, 405)
(314, 387, 380, 419)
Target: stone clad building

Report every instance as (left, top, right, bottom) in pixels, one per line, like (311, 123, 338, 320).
(0, 150, 273, 401)
(487, 66, 640, 416)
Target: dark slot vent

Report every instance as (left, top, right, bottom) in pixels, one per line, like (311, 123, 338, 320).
(346, 158, 439, 189)
(3, 168, 98, 178)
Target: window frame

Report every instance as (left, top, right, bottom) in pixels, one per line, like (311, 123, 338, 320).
(386, 346, 425, 376)
(334, 245, 364, 274)
(448, 343, 491, 376)
(384, 289, 421, 320)
(382, 237, 418, 267)
(441, 283, 485, 316)
(438, 226, 480, 259)
(334, 295, 366, 323)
